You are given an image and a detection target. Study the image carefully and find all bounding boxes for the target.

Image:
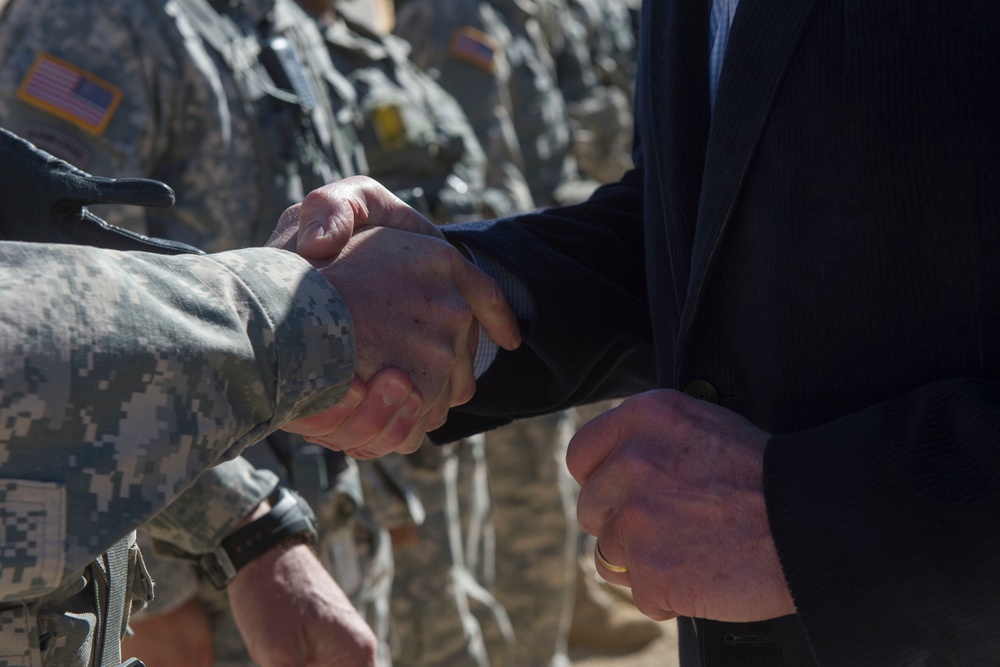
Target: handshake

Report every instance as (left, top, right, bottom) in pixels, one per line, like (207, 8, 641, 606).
(266, 176, 521, 459)
(265, 177, 795, 626)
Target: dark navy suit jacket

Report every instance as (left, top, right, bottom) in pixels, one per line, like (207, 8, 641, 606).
(438, 0, 1000, 664)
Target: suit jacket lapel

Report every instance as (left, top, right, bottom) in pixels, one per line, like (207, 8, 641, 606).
(675, 0, 821, 377)
(642, 0, 710, 320)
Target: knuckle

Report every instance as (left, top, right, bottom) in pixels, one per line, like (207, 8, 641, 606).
(616, 443, 651, 478)
(438, 294, 474, 326)
(451, 379, 476, 407)
(425, 405, 449, 432)
(426, 342, 460, 372)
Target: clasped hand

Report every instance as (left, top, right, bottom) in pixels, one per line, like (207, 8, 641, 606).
(267, 177, 798, 625)
(567, 389, 795, 623)
(268, 177, 520, 458)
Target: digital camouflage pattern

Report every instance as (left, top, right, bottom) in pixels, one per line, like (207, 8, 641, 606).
(323, 13, 523, 220)
(318, 12, 532, 666)
(481, 411, 581, 667)
(386, 439, 514, 667)
(565, 0, 637, 96)
(560, 0, 636, 183)
(0, 2, 385, 664)
(0, 242, 356, 662)
(391, 1, 593, 662)
(518, 0, 632, 191)
(392, 0, 537, 213)
(393, 0, 601, 209)
(0, 0, 365, 253)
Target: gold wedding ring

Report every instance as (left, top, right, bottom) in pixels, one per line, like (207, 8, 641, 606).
(595, 538, 629, 574)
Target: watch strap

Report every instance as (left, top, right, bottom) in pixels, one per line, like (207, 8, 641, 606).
(198, 486, 318, 589)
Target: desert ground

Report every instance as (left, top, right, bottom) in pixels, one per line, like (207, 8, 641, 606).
(571, 619, 679, 667)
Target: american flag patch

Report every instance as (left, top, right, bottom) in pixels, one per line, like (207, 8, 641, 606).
(448, 27, 499, 74)
(17, 53, 122, 136)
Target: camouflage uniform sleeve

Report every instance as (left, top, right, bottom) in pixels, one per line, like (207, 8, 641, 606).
(144, 458, 278, 556)
(0, 243, 355, 602)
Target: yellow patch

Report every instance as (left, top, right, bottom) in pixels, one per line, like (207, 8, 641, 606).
(17, 52, 122, 136)
(372, 104, 406, 150)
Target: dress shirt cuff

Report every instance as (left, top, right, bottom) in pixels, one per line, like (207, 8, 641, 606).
(459, 244, 534, 377)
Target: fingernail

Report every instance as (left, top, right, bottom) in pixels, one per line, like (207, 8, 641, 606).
(382, 379, 408, 406)
(300, 219, 326, 245)
(340, 385, 363, 409)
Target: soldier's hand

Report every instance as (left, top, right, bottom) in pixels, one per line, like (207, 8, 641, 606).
(268, 203, 520, 457)
(229, 540, 377, 667)
(291, 175, 444, 259)
(283, 369, 426, 459)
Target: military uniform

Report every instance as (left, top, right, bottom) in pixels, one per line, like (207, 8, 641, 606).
(324, 12, 521, 221)
(558, 0, 636, 184)
(321, 10, 519, 666)
(398, 0, 603, 208)
(0, 1, 386, 665)
(0, 238, 352, 665)
(0, 0, 367, 252)
(0, 129, 355, 665)
(393, 0, 537, 212)
(389, 2, 592, 664)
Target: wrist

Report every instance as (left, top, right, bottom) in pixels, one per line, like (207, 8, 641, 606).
(197, 486, 318, 589)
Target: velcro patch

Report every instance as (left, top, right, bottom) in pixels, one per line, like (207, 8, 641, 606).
(0, 479, 66, 596)
(448, 26, 499, 74)
(17, 52, 122, 136)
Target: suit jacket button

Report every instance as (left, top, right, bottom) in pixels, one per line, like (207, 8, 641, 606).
(683, 379, 719, 404)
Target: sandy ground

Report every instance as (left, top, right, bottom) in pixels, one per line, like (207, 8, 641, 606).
(565, 552, 680, 667)
(565, 402, 680, 667)
(570, 619, 679, 667)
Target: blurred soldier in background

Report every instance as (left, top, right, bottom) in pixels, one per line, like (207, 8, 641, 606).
(528, 0, 660, 657)
(390, 2, 594, 665)
(554, 0, 635, 184)
(525, 0, 633, 187)
(307, 2, 524, 664)
(565, 0, 637, 99)
(0, 0, 387, 665)
(0, 127, 380, 667)
(395, 0, 595, 208)
(391, 0, 657, 663)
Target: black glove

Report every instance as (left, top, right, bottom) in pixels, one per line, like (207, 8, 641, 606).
(0, 127, 202, 255)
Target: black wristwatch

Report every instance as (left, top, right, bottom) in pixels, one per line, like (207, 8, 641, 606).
(198, 486, 319, 589)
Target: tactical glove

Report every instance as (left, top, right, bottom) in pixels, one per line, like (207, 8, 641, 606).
(0, 127, 202, 255)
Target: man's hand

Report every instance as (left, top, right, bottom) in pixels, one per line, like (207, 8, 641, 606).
(566, 389, 795, 622)
(283, 369, 425, 460)
(229, 540, 377, 667)
(268, 198, 520, 457)
(291, 175, 445, 260)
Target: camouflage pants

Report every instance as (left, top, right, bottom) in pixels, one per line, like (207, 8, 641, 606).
(382, 439, 514, 667)
(479, 411, 581, 667)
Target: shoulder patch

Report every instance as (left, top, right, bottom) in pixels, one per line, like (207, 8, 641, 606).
(447, 26, 499, 74)
(16, 53, 123, 137)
